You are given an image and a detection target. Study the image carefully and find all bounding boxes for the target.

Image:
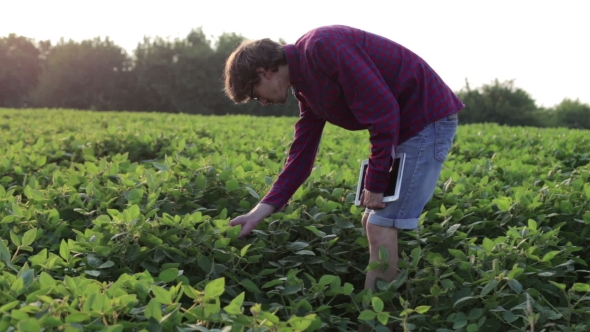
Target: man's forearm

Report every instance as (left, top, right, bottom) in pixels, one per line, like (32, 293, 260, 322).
(249, 203, 276, 220)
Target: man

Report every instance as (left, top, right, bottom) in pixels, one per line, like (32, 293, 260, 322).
(222, 25, 463, 293)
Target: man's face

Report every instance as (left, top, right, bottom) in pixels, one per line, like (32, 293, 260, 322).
(250, 68, 289, 106)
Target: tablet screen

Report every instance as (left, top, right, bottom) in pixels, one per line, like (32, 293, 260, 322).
(354, 153, 405, 206)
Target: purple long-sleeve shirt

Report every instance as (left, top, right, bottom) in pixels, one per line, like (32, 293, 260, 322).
(260, 25, 464, 210)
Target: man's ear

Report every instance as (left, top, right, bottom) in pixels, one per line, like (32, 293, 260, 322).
(255, 67, 270, 78)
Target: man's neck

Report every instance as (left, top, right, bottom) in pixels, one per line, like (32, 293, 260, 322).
(277, 64, 291, 89)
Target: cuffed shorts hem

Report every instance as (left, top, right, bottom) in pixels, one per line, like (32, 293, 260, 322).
(364, 213, 420, 230)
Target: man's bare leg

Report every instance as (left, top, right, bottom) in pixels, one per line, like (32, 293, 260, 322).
(360, 214, 399, 331)
(362, 213, 399, 291)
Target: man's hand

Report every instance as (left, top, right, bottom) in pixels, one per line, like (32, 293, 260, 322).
(229, 203, 276, 238)
(360, 189, 386, 210)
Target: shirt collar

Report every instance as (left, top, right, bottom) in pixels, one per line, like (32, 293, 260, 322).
(284, 44, 305, 88)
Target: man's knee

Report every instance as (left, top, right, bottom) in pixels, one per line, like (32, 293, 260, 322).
(362, 213, 369, 232)
(366, 222, 398, 246)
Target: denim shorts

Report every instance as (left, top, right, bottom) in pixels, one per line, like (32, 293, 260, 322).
(364, 114, 458, 230)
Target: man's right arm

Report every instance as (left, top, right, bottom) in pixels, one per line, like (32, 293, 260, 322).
(260, 102, 326, 211)
(229, 99, 325, 238)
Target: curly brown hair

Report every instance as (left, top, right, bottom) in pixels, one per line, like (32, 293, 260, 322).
(222, 38, 287, 104)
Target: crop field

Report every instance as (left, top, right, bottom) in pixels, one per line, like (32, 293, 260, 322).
(0, 108, 589, 332)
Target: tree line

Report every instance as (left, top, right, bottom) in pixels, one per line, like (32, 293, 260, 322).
(1, 29, 589, 129)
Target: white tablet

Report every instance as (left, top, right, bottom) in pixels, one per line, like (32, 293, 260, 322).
(354, 153, 406, 207)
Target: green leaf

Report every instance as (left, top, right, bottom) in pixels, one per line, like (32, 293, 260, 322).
(288, 314, 316, 331)
(39, 272, 55, 289)
(0, 300, 19, 312)
(377, 311, 390, 325)
(342, 283, 354, 295)
(124, 189, 143, 203)
(390, 269, 408, 290)
(98, 261, 115, 269)
(415, 305, 431, 314)
(508, 267, 524, 280)
(494, 197, 512, 211)
(358, 310, 376, 320)
(158, 268, 180, 283)
(195, 174, 207, 189)
(503, 311, 517, 323)
(468, 308, 483, 321)
(85, 270, 101, 277)
(282, 285, 302, 295)
(145, 298, 162, 320)
(262, 279, 282, 289)
(226, 225, 241, 240)
(452, 312, 468, 329)
(246, 186, 259, 199)
(21, 228, 37, 246)
(550, 281, 566, 291)
(240, 279, 262, 294)
(545, 309, 562, 320)
(59, 239, 70, 260)
(528, 219, 537, 231)
(318, 275, 336, 286)
(260, 311, 280, 324)
(11, 277, 24, 295)
(378, 246, 388, 262)
(151, 285, 172, 304)
(480, 280, 499, 296)
(205, 277, 225, 299)
(11, 203, 23, 217)
(571, 283, 590, 292)
(17, 318, 41, 332)
(372, 297, 384, 313)
(224, 292, 245, 315)
(240, 244, 252, 257)
(286, 241, 309, 251)
(225, 178, 239, 191)
(482, 238, 494, 252)
(1, 215, 18, 224)
(65, 312, 90, 323)
(441, 279, 455, 290)
(507, 279, 523, 294)
(542, 250, 560, 262)
(0, 240, 16, 271)
(40, 316, 62, 327)
(426, 252, 445, 267)
(25, 187, 45, 201)
(454, 296, 476, 307)
(10, 232, 21, 247)
(295, 250, 315, 256)
(153, 162, 169, 171)
(335, 217, 354, 228)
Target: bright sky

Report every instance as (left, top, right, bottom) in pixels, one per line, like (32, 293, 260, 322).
(2, 0, 589, 108)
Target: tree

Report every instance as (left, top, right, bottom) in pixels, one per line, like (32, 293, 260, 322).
(132, 28, 219, 114)
(0, 34, 42, 107)
(456, 79, 542, 127)
(31, 37, 135, 110)
(552, 98, 590, 129)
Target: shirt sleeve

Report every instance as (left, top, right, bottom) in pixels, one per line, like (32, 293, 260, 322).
(309, 37, 400, 193)
(260, 100, 326, 210)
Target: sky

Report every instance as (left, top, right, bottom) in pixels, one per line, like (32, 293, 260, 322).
(2, 0, 589, 108)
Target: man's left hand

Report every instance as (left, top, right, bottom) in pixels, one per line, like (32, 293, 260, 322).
(360, 189, 386, 209)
